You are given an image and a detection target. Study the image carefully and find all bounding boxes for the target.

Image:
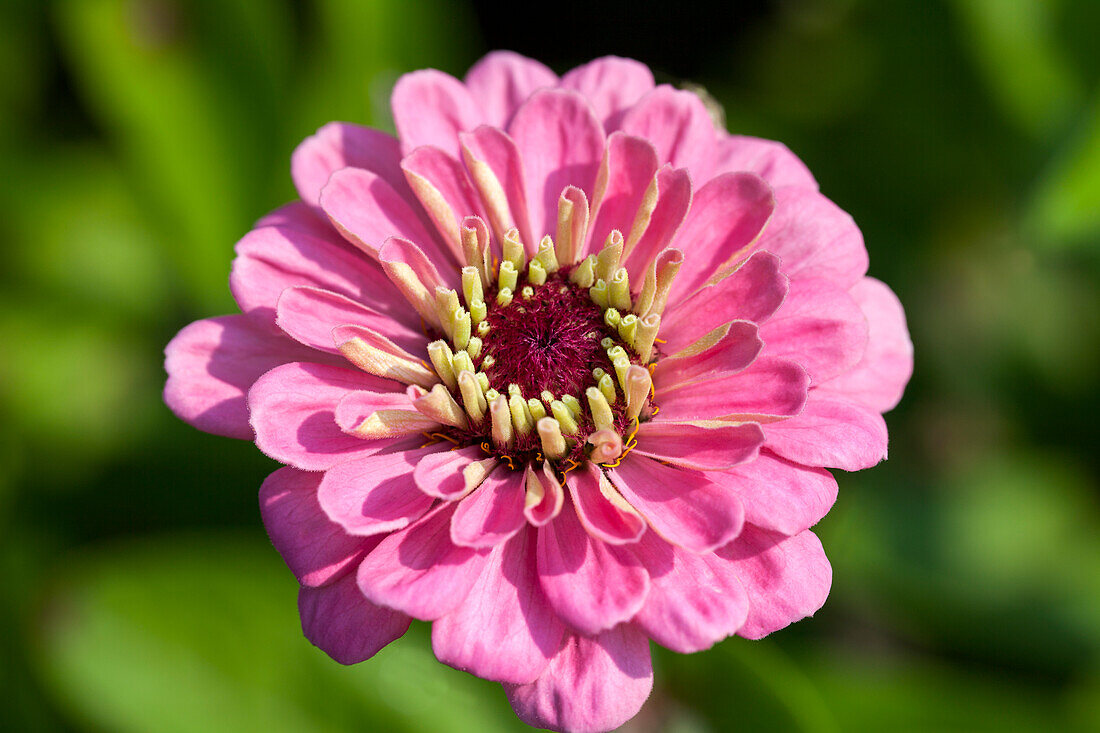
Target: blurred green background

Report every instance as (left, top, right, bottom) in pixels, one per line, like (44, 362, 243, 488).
(2, 0, 1098, 730)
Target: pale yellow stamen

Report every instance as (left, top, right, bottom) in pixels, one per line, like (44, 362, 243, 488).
(503, 227, 526, 270)
(560, 394, 581, 419)
(413, 384, 469, 429)
(461, 266, 483, 308)
(451, 306, 471, 350)
(498, 260, 519, 292)
(618, 313, 639, 346)
(608, 268, 631, 311)
(597, 373, 617, 404)
(509, 394, 534, 436)
(465, 336, 483, 359)
(496, 288, 514, 307)
(589, 279, 609, 307)
(426, 340, 457, 390)
(634, 313, 661, 362)
(528, 259, 547, 285)
(490, 394, 513, 448)
(535, 235, 560, 273)
(434, 287, 459, 338)
(625, 365, 652, 422)
(528, 398, 547, 421)
(537, 417, 568, 459)
(595, 230, 624, 283)
(457, 370, 486, 423)
(603, 308, 621, 329)
(470, 299, 487, 325)
(550, 400, 579, 434)
(570, 255, 596, 289)
(586, 387, 614, 431)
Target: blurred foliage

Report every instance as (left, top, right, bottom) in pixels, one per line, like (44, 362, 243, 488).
(1, 0, 1098, 730)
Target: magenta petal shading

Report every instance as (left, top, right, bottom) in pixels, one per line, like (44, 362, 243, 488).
(464, 51, 558, 127)
(450, 469, 527, 548)
(716, 525, 832, 639)
(661, 251, 788, 353)
(391, 69, 481, 157)
(709, 451, 838, 536)
(819, 277, 913, 412)
(505, 624, 653, 733)
(654, 357, 809, 422)
(651, 320, 762, 391)
(431, 528, 565, 684)
(509, 89, 606, 239)
(669, 172, 775, 300)
(620, 85, 718, 181)
(164, 315, 337, 440)
(414, 445, 494, 499)
(632, 421, 764, 470)
(588, 133, 659, 255)
(566, 464, 646, 545)
(631, 530, 749, 652)
(254, 201, 337, 241)
(710, 134, 818, 191)
(560, 56, 655, 130)
(275, 285, 427, 356)
(318, 447, 437, 536)
(760, 277, 869, 384)
(299, 572, 411, 664)
(610, 456, 745, 553)
(750, 187, 868, 289)
(291, 122, 405, 208)
(247, 362, 398, 470)
(356, 502, 491, 621)
(259, 466, 372, 587)
(764, 396, 889, 471)
(536, 506, 649, 635)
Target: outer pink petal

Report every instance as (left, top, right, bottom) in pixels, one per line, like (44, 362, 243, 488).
(291, 122, 406, 208)
(464, 51, 558, 127)
(566, 464, 646, 545)
(318, 447, 437, 536)
(620, 85, 718, 181)
(764, 396, 888, 471)
(391, 69, 481, 157)
(819, 277, 913, 412)
(299, 572, 411, 664)
(710, 134, 818, 191)
(631, 530, 750, 652)
(259, 466, 372, 587)
(760, 277, 869, 384)
(247, 361, 400, 470)
(620, 166, 692, 281)
(356, 502, 491, 621)
(255, 201, 337, 241)
(274, 285, 428, 357)
(509, 89, 606, 239)
(450, 469, 526, 548)
(669, 172, 775, 301)
(536, 506, 648, 635)
(610, 456, 745, 553)
(587, 133, 659, 256)
(654, 357, 809, 422)
(660, 250, 788, 354)
(715, 525, 832, 639)
(751, 187, 868, 289)
(560, 56, 655, 131)
(431, 528, 565, 684)
(708, 451, 838, 536)
(651, 320, 762, 391)
(632, 421, 764, 470)
(414, 445, 494, 499)
(230, 225, 414, 332)
(164, 315, 335, 440)
(505, 624, 653, 733)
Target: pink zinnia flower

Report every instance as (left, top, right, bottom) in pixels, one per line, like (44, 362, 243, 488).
(165, 53, 912, 732)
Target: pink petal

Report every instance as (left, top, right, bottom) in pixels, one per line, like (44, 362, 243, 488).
(709, 451, 838, 536)
(715, 525, 832, 639)
(610, 456, 745, 553)
(291, 122, 405, 209)
(669, 172, 775, 301)
(750, 187, 868, 289)
(450, 469, 527, 548)
(164, 315, 336, 440)
(509, 89, 606, 239)
(356, 502, 491, 620)
(560, 56, 656, 130)
(230, 225, 414, 332)
(819, 277, 913, 412)
(660, 250, 788, 354)
(378, 236, 454, 329)
(620, 166, 692, 282)
(402, 145, 482, 258)
(630, 530, 749, 652)
(299, 572, 411, 664)
(247, 361, 400, 470)
(759, 277, 869, 384)
(764, 396, 888, 471)
(320, 166, 455, 268)
(524, 462, 565, 527)
(505, 624, 653, 733)
(460, 126, 534, 248)
(710, 134, 818, 191)
(620, 85, 718, 181)
(391, 69, 481, 157)
(318, 447, 437, 536)
(536, 506, 648, 635)
(566, 463, 646, 545)
(275, 285, 428, 357)
(414, 445, 493, 499)
(255, 201, 338, 241)
(632, 421, 764, 470)
(431, 528, 565, 684)
(651, 320, 762, 391)
(654, 357, 809, 422)
(259, 466, 372, 587)
(333, 388, 438, 438)
(464, 51, 558, 127)
(587, 133, 659, 257)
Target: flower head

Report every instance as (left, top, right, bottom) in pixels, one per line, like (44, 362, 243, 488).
(165, 52, 912, 732)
